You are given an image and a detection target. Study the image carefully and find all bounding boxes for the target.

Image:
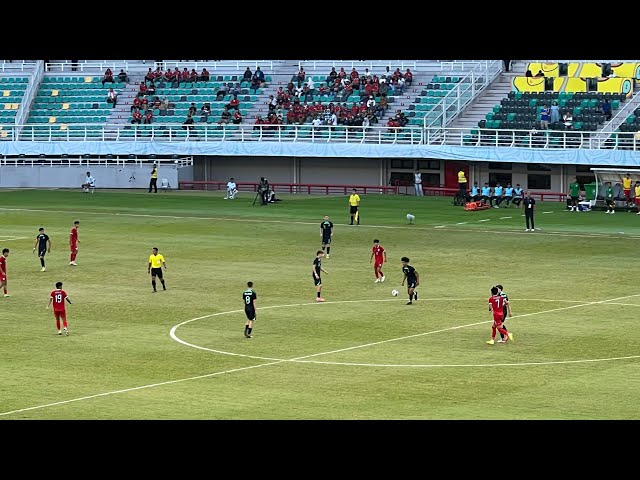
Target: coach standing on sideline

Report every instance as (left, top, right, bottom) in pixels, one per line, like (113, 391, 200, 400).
(149, 163, 158, 193)
(523, 190, 536, 231)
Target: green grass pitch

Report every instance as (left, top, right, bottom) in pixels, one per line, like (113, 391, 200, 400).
(1, 188, 639, 419)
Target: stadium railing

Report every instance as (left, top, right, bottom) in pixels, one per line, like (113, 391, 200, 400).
(178, 181, 397, 195)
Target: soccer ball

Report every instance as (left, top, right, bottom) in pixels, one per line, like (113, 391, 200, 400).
(391, 289, 399, 297)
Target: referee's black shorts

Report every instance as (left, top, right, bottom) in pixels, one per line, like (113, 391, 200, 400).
(350, 206, 358, 214)
(151, 267, 163, 278)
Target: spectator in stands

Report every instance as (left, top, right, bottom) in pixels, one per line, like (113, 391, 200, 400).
(188, 102, 197, 117)
(107, 88, 118, 108)
(159, 97, 168, 112)
(362, 114, 370, 132)
(250, 75, 261, 93)
(139, 82, 148, 97)
(145, 68, 155, 84)
(144, 109, 153, 125)
(525, 69, 533, 77)
(232, 110, 243, 125)
(396, 76, 406, 94)
(200, 67, 210, 82)
(216, 82, 229, 100)
(253, 115, 266, 130)
(366, 95, 376, 113)
(131, 108, 142, 124)
(226, 96, 240, 111)
(404, 68, 413, 86)
(131, 96, 142, 112)
(183, 114, 195, 130)
(268, 95, 277, 114)
(200, 102, 211, 117)
(140, 95, 149, 112)
(146, 80, 156, 97)
(180, 68, 189, 84)
(189, 68, 198, 83)
(243, 67, 252, 82)
(102, 68, 114, 86)
(163, 68, 175, 84)
(172, 67, 181, 85)
(230, 82, 241, 98)
(297, 66, 306, 83)
(562, 110, 573, 129)
(218, 107, 231, 125)
(550, 101, 560, 125)
(307, 77, 315, 95)
(539, 104, 550, 129)
(601, 98, 612, 121)
(152, 96, 161, 110)
(327, 67, 338, 84)
(118, 69, 129, 83)
(378, 94, 389, 113)
(254, 66, 265, 84)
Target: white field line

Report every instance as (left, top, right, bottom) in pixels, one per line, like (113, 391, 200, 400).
(1, 207, 639, 240)
(2, 293, 639, 418)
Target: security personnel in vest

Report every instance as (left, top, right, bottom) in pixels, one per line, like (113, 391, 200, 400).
(149, 163, 158, 193)
(458, 168, 467, 196)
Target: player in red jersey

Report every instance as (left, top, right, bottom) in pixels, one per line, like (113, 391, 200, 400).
(47, 281, 73, 335)
(370, 239, 387, 283)
(487, 286, 513, 345)
(0, 248, 9, 297)
(69, 220, 80, 265)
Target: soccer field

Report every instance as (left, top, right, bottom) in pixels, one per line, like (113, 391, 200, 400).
(1, 189, 639, 420)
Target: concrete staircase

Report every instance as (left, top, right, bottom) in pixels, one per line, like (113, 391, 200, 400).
(103, 73, 146, 139)
(446, 61, 526, 132)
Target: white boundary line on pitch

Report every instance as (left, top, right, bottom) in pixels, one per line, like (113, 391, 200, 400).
(0, 236, 27, 241)
(2, 293, 638, 418)
(1, 207, 639, 240)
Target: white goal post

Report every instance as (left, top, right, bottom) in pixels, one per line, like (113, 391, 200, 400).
(589, 168, 640, 205)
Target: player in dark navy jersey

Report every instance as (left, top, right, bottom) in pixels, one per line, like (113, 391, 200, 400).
(33, 227, 51, 272)
(242, 281, 257, 338)
(320, 215, 334, 258)
(312, 250, 328, 302)
(401, 256, 420, 305)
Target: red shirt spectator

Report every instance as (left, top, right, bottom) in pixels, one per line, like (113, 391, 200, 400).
(189, 69, 198, 82)
(144, 110, 153, 124)
(181, 68, 190, 81)
(140, 96, 149, 109)
(350, 68, 359, 80)
(131, 97, 142, 111)
(338, 67, 347, 78)
(139, 83, 148, 96)
(404, 69, 413, 86)
(200, 68, 210, 82)
(102, 68, 114, 86)
(132, 110, 142, 124)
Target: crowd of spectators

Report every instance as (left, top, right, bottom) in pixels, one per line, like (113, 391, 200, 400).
(257, 65, 414, 132)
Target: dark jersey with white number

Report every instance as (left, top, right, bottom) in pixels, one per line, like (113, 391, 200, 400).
(313, 257, 322, 276)
(36, 233, 49, 251)
(402, 264, 417, 282)
(320, 220, 333, 238)
(243, 289, 257, 311)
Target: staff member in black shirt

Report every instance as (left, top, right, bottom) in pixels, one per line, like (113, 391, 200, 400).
(523, 191, 536, 231)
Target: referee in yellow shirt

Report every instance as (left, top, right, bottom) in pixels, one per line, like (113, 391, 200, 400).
(634, 181, 640, 214)
(348, 188, 361, 225)
(148, 247, 167, 293)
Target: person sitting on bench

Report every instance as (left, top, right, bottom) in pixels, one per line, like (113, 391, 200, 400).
(82, 171, 95, 193)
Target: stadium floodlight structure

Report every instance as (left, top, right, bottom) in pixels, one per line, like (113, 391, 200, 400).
(590, 167, 640, 205)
